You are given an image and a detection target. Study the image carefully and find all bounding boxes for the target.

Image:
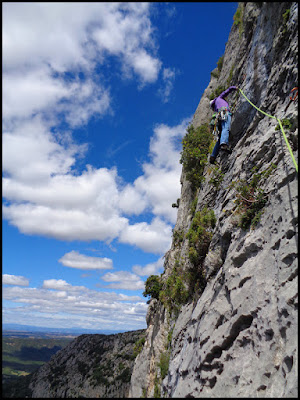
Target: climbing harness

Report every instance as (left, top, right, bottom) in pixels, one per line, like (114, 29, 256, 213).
(219, 107, 229, 121)
(238, 87, 298, 172)
(211, 107, 231, 138)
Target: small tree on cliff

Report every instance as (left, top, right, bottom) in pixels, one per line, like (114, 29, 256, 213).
(143, 275, 162, 300)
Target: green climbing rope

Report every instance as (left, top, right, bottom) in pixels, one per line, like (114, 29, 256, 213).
(238, 88, 298, 172)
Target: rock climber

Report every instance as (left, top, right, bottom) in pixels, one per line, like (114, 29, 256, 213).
(209, 85, 238, 164)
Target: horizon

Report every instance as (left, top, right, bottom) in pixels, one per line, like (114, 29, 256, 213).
(2, 322, 132, 335)
(3, 2, 238, 332)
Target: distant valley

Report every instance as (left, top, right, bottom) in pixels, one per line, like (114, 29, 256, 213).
(2, 327, 146, 398)
(2, 329, 76, 397)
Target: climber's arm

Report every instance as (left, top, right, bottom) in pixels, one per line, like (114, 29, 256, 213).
(219, 86, 238, 99)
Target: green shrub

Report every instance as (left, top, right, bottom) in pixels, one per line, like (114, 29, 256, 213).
(160, 273, 188, 312)
(143, 275, 162, 300)
(211, 69, 220, 79)
(210, 54, 224, 79)
(133, 337, 145, 358)
(186, 206, 216, 294)
(217, 55, 224, 73)
(159, 262, 189, 314)
(92, 366, 109, 387)
(154, 381, 161, 398)
(208, 138, 216, 155)
(282, 8, 290, 33)
(144, 264, 189, 316)
(231, 164, 277, 229)
(159, 351, 170, 380)
(172, 198, 180, 208)
(233, 5, 242, 25)
(275, 118, 292, 131)
(119, 362, 125, 370)
(239, 189, 267, 230)
(77, 361, 89, 375)
(116, 367, 131, 383)
(173, 229, 184, 247)
(187, 206, 216, 265)
(143, 207, 217, 313)
(190, 195, 198, 216)
(283, 8, 290, 22)
(209, 165, 225, 189)
(180, 123, 213, 190)
(233, 4, 244, 38)
(167, 327, 174, 348)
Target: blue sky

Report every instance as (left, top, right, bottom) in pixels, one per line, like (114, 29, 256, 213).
(3, 2, 237, 332)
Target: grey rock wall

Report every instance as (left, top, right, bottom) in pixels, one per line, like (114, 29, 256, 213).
(129, 2, 298, 398)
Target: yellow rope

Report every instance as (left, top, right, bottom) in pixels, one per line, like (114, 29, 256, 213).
(238, 88, 298, 172)
(276, 118, 298, 172)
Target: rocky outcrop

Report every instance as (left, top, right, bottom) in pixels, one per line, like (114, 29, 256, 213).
(29, 329, 145, 398)
(129, 2, 298, 398)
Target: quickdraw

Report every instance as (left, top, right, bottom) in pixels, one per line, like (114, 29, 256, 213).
(213, 114, 220, 137)
(289, 87, 298, 101)
(284, 86, 298, 112)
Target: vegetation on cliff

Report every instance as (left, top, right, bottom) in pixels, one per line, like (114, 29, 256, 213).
(144, 205, 216, 315)
(180, 123, 213, 191)
(230, 163, 277, 229)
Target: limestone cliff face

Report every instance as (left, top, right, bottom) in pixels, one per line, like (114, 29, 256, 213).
(129, 2, 298, 398)
(29, 330, 145, 398)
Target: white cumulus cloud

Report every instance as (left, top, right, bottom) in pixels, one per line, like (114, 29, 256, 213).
(132, 257, 164, 276)
(119, 217, 172, 254)
(101, 271, 145, 290)
(159, 67, 177, 103)
(42, 279, 72, 290)
(3, 274, 30, 286)
(123, 117, 191, 224)
(59, 251, 113, 270)
(2, 117, 190, 252)
(2, 2, 184, 255)
(3, 281, 147, 331)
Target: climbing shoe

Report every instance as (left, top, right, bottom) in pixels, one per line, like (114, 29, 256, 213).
(209, 155, 216, 164)
(220, 143, 232, 153)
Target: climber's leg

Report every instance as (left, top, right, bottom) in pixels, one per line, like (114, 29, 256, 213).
(220, 112, 231, 146)
(211, 137, 220, 161)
